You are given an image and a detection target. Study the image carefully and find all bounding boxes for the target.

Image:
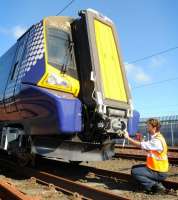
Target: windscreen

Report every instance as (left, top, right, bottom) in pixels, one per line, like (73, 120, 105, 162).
(46, 27, 77, 78)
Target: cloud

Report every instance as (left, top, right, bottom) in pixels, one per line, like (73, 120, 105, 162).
(0, 25, 27, 39)
(12, 26, 26, 38)
(149, 55, 166, 67)
(124, 62, 134, 73)
(125, 62, 151, 84)
(135, 71, 150, 82)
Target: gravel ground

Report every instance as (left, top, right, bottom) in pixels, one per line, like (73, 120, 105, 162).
(82, 158, 178, 182)
(0, 174, 71, 200)
(0, 158, 177, 200)
(81, 158, 178, 200)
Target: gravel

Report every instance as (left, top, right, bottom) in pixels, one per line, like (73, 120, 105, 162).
(0, 157, 177, 200)
(81, 158, 178, 200)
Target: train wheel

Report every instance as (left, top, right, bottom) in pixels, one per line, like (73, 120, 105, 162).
(16, 152, 32, 167)
(16, 136, 34, 167)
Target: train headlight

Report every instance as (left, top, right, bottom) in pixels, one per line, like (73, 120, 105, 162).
(47, 73, 68, 87)
(47, 74, 57, 85)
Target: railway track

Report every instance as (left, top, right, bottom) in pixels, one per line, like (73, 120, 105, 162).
(0, 152, 178, 199)
(115, 145, 178, 164)
(61, 163, 178, 192)
(0, 179, 39, 200)
(115, 144, 178, 152)
(0, 157, 130, 200)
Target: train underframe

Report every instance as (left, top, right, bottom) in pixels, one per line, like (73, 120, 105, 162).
(0, 119, 123, 166)
(0, 85, 128, 166)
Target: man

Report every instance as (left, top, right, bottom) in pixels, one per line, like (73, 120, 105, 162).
(124, 118, 169, 194)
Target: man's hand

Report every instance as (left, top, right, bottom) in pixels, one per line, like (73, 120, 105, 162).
(123, 130, 141, 147)
(123, 130, 130, 139)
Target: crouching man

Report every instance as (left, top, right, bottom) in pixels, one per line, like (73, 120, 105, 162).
(124, 118, 169, 194)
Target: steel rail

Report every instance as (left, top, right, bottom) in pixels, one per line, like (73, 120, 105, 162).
(21, 167, 131, 200)
(0, 152, 178, 198)
(0, 179, 39, 200)
(115, 144, 178, 152)
(75, 165, 178, 191)
(0, 158, 131, 200)
(115, 145, 178, 164)
(115, 152, 178, 164)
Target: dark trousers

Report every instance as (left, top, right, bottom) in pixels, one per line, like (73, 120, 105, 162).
(131, 164, 168, 190)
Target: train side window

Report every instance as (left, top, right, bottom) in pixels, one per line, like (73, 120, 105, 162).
(16, 43, 24, 62)
(11, 62, 19, 80)
(11, 40, 25, 80)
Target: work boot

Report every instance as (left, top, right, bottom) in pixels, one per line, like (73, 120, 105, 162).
(144, 188, 154, 195)
(151, 183, 166, 194)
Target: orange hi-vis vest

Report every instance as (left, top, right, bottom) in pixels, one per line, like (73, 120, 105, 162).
(146, 133, 169, 172)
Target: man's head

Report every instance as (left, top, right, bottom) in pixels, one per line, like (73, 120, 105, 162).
(146, 118, 161, 134)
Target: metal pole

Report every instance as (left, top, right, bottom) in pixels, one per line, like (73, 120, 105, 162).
(170, 121, 174, 147)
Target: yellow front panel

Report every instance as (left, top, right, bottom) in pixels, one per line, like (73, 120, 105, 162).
(37, 64, 80, 97)
(94, 20, 127, 102)
(37, 18, 80, 97)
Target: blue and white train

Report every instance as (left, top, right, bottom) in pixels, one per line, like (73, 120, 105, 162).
(0, 9, 132, 164)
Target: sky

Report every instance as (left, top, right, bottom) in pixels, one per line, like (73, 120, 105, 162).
(0, 0, 178, 118)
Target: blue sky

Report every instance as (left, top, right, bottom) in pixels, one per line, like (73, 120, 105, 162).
(0, 0, 178, 118)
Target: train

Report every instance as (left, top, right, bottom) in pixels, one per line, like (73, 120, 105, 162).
(0, 9, 132, 165)
(128, 110, 140, 136)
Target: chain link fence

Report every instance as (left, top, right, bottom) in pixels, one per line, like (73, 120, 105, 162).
(138, 115, 178, 147)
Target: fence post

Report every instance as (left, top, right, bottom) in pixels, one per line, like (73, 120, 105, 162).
(170, 121, 174, 147)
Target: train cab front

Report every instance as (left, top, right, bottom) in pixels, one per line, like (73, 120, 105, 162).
(36, 11, 133, 161)
(39, 13, 132, 142)
(19, 11, 132, 162)
(71, 9, 133, 143)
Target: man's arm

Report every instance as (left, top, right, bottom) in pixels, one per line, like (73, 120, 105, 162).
(124, 131, 141, 147)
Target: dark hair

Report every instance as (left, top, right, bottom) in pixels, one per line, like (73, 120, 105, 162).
(147, 118, 161, 132)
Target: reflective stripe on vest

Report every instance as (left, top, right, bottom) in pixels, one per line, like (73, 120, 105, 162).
(146, 133, 169, 172)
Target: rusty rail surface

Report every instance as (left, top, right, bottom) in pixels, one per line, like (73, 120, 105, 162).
(114, 153, 178, 164)
(77, 165, 178, 191)
(115, 145, 178, 164)
(0, 152, 178, 199)
(0, 179, 39, 200)
(22, 168, 130, 200)
(115, 144, 178, 152)
(0, 159, 131, 200)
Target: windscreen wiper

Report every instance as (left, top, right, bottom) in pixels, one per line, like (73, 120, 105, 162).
(61, 41, 74, 74)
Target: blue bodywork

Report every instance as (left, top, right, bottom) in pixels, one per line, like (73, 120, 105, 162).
(55, 96, 82, 133)
(128, 110, 140, 136)
(16, 85, 82, 135)
(22, 56, 45, 84)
